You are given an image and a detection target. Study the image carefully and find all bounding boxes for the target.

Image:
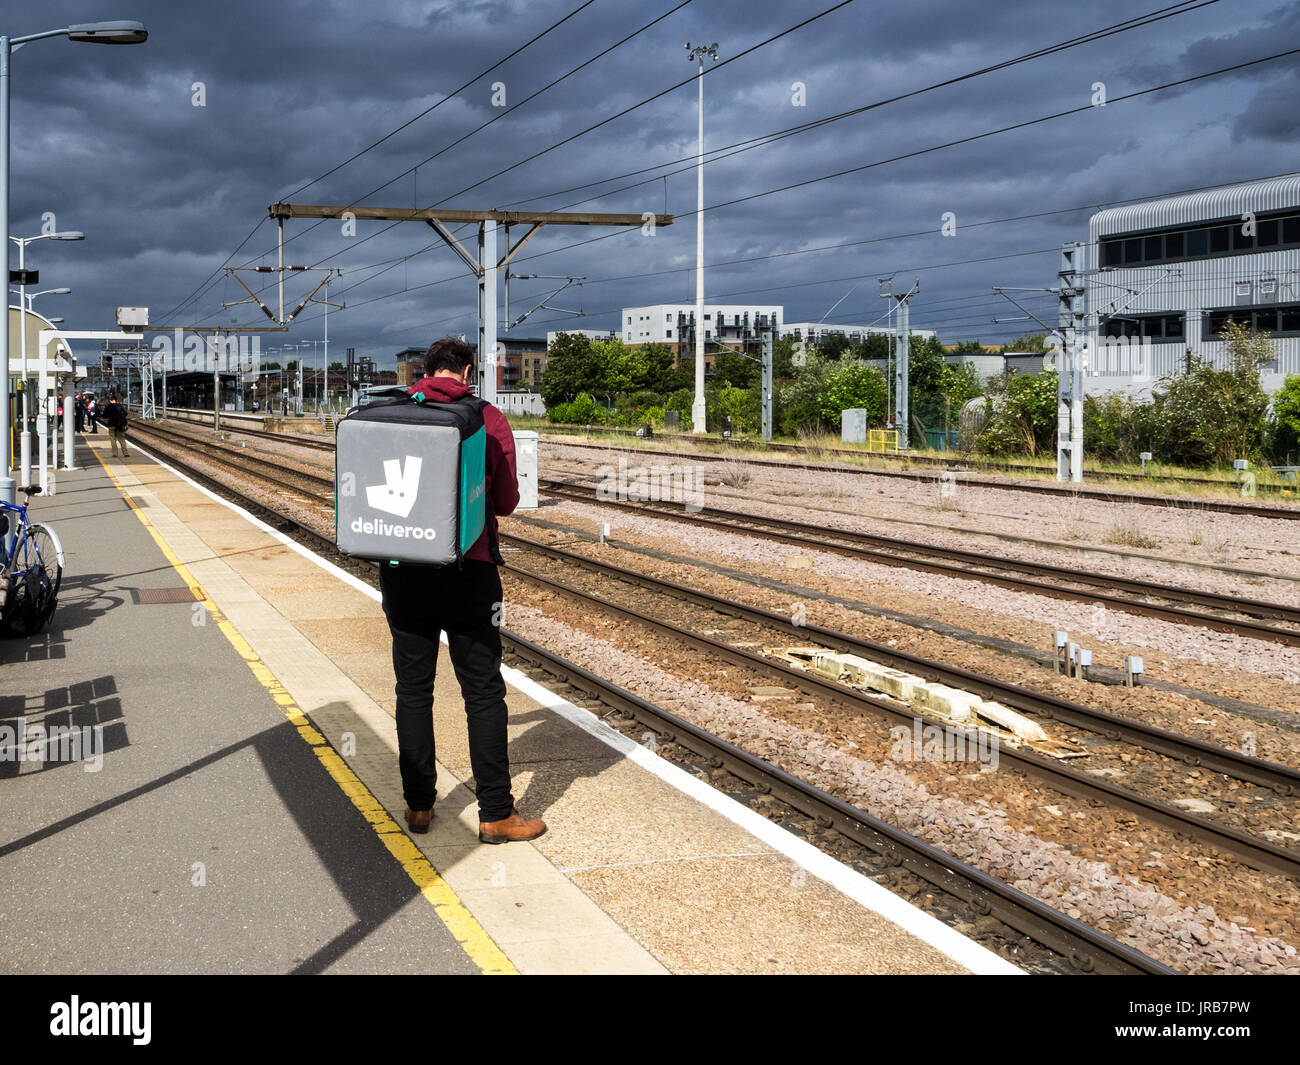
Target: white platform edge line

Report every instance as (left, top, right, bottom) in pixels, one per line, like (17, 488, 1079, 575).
(126, 441, 1022, 976)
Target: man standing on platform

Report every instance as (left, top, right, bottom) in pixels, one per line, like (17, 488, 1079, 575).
(379, 336, 546, 845)
(103, 392, 129, 459)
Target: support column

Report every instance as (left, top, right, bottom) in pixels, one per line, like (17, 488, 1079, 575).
(478, 220, 498, 407)
(761, 327, 773, 442)
(895, 299, 910, 451)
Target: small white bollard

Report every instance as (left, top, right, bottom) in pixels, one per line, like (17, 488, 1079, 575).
(599, 522, 610, 544)
(1125, 655, 1144, 687)
(513, 430, 538, 510)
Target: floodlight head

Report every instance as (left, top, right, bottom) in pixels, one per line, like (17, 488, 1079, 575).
(66, 21, 149, 44)
(50, 288, 72, 295)
(51, 231, 85, 241)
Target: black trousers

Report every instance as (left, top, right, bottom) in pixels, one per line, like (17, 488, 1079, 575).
(379, 559, 514, 821)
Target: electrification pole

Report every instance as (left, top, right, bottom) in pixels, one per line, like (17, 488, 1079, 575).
(879, 278, 919, 450)
(687, 40, 718, 433)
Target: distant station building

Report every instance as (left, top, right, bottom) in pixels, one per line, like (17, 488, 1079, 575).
(1086, 172, 1300, 394)
(781, 321, 937, 346)
(621, 304, 782, 370)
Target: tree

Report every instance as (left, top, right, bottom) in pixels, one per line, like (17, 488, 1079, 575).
(999, 333, 1051, 354)
(951, 339, 988, 354)
(978, 369, 1059, 455)
(540, 332, 598, 406)
(818, 356, 888, 429)
(713, 348, 760, 389)
(638, 343, 677, 393)
(815, 333, 852, 360)
(1150, 321, 1272, 466)
(1268, 374, 1300, 463)
(773, 336, 799, 380)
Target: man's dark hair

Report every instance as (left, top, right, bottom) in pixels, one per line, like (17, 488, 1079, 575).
(423, 336, 474, 376)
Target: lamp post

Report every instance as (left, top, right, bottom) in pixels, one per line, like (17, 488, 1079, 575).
(2, 19, 146, 523)
(685, 40, 718, 434)
(11, 232, 80, 486)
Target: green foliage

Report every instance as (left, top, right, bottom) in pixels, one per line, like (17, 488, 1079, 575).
(978, 370, 1059, 456)
(708, 383, 760, 433)
(950, 339, 988, 354)
(665, 387, 695, 419)
(540, 332, 598, 406)
(1083, 393, 1154, 464)
(817, 357, 887, 429)
(544, 391, 600, 425)
(713, 349, 761, 389)
(999, 333, 1052, 354)
(1267, 374, 1300, 463)
(1148, 321, 1271, 466)
(815, 333, 852, 360)
(772, 336, 799, 379)
(777, 354, 832, 435)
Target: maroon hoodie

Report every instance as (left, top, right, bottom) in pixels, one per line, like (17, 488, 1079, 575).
(408, 374, 519, 564)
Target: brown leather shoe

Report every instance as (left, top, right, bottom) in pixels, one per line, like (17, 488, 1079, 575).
(404, 807, 433, 834)
(478, 809, 546, 844)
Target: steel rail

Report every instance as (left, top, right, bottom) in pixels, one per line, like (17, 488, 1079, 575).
(539, 480, 1300, 647)
(504, 559, 1300, 879)
(502, 532, 1300, 796)
(540, 434, 1300, 518)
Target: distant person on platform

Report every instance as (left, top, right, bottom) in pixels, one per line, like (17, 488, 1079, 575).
(380, 336, 545, 844)
(103, 392, 129, 459)
(74, 393, 85, 433)
(86, 395, 98, 434)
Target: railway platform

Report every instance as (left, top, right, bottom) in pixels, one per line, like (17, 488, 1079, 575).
(0, 433, 1018, 975)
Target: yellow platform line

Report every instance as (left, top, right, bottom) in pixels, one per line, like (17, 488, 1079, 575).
(91, 446, 517, 975)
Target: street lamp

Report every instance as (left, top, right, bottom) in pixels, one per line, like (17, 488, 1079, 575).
(2, 21, 145, 520)
(686, 41, 718, 434)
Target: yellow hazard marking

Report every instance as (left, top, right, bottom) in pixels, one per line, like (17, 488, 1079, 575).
(91, 446, 517, 975)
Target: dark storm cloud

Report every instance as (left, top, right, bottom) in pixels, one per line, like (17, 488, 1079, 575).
(5, 0, 1300, 363)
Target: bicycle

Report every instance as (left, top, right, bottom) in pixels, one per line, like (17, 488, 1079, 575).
(0, 485, 64, 638)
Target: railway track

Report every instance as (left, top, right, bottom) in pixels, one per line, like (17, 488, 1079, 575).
(125, 431, 1177, 974)
(152, 408, 1300, 518)
(539, 478, 1300, 648)
(501, 540, 1300, 880)
(541, 435, 1300, 519)
(502, 532, 1300, 798)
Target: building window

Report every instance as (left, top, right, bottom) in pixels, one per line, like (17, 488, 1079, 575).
(1101, 313, 1186, 342)
(704, 314, 711, 320)
(1099, 209, 1300, 267)
(1202, 302, 1300, 339)
(666, 329, 672, 337)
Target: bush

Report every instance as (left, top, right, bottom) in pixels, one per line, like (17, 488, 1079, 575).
(817, 358, 887, 429)
(546, 391, 600, 425)
(708, 384, 759, 433)
(665, 388, 695, 420)
(977, 370, 1058, 456)
(1267, 374, 1300, 463)
(1149, 322, 1271, 466)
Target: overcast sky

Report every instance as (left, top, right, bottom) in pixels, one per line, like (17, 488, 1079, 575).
(7, 0, 1300, 366)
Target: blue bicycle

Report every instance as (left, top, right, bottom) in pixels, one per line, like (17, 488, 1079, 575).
(1, 485, 64, 638)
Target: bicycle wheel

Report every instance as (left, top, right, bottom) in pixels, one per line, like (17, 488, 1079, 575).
(1, 523, 62, 637)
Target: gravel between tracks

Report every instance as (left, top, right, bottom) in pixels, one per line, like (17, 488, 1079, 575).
(543, 440, 1300, 582)
(541, 497, 1300, 687)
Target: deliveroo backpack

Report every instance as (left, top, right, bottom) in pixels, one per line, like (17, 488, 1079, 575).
(335, 386, 488, 566)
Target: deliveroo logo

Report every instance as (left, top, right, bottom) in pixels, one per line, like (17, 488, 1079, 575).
(366, 456, 422, 518)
